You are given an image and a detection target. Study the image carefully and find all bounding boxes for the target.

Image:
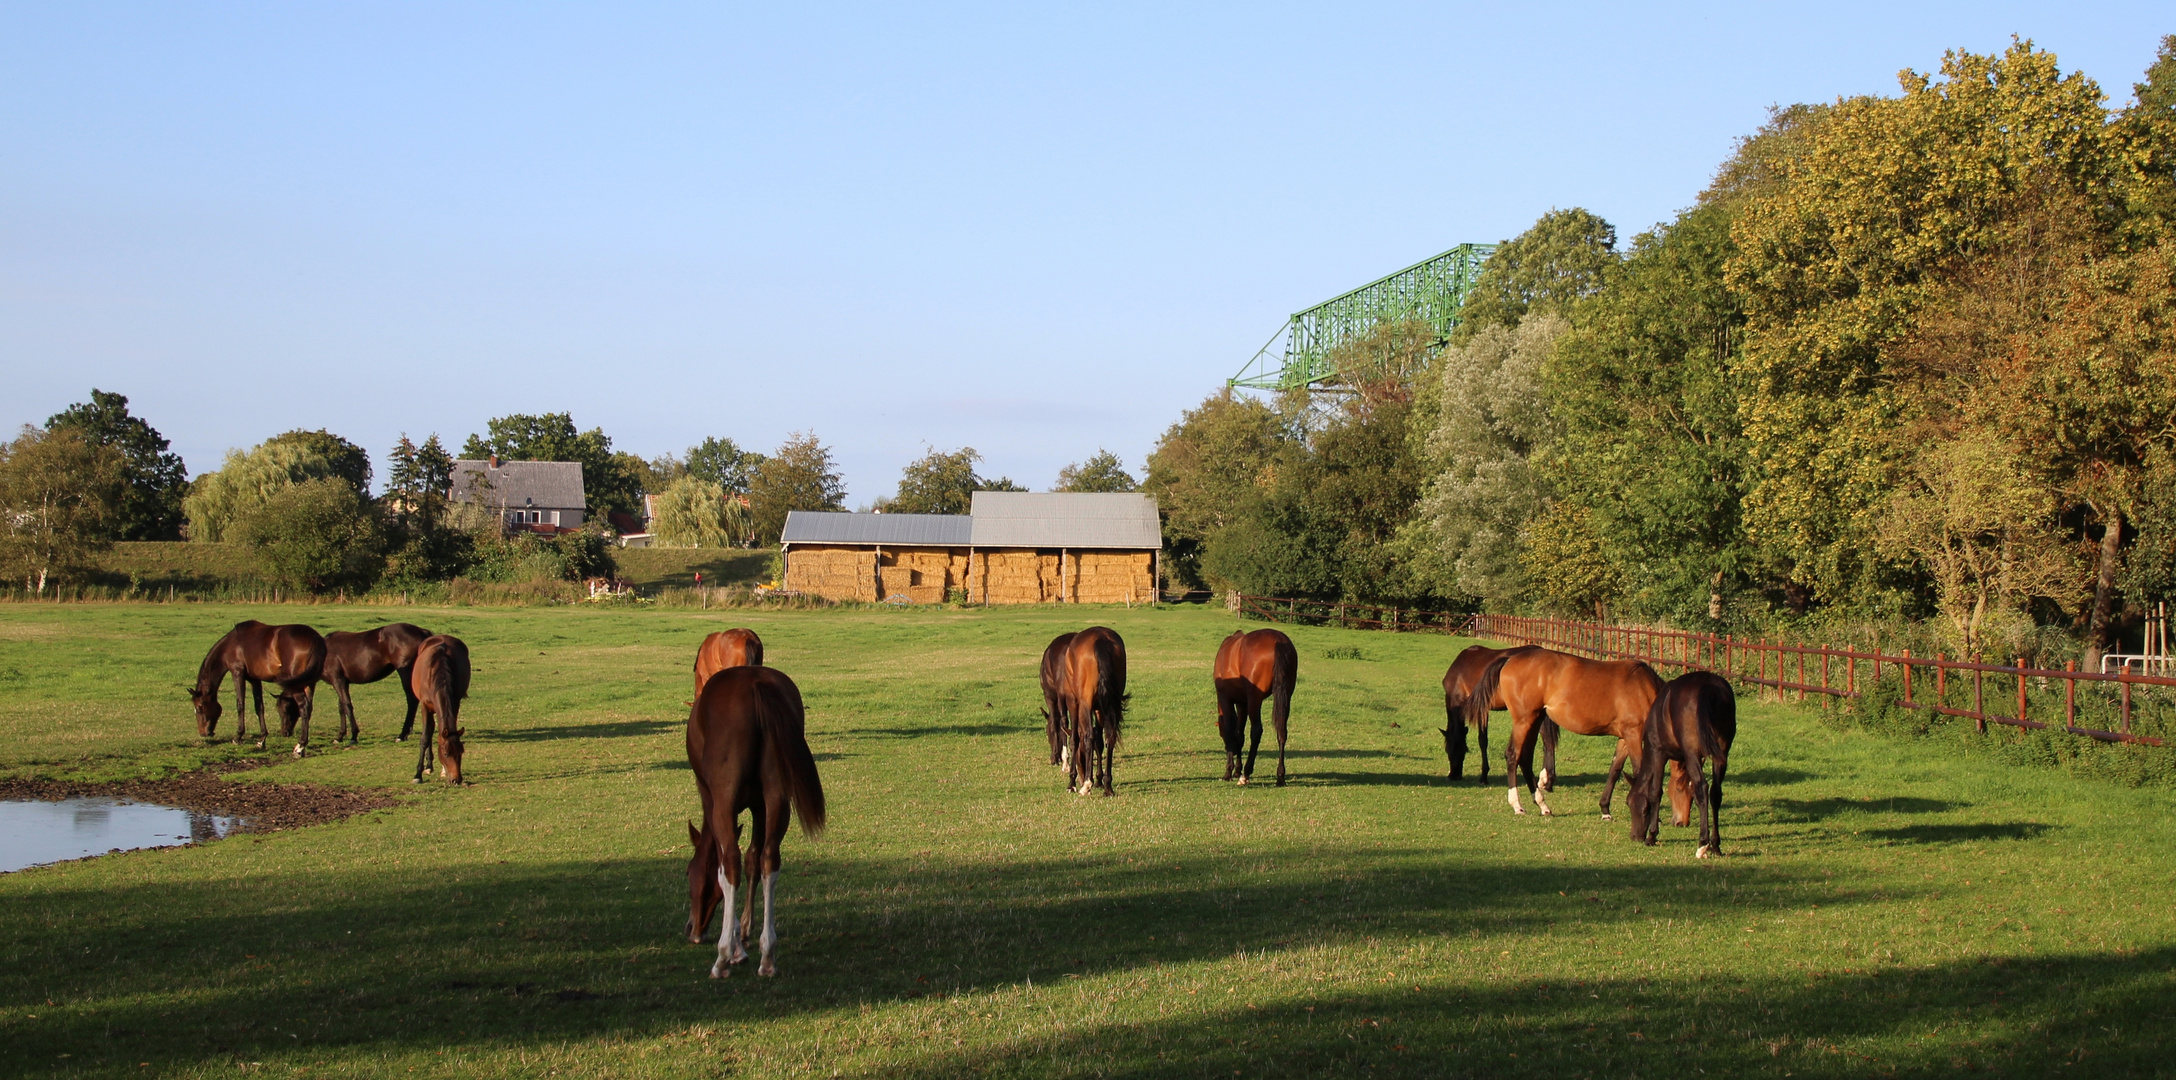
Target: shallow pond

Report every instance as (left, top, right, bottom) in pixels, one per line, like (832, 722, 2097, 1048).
(0, 797, 245, 873)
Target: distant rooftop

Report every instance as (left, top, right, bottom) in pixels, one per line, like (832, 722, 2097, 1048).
(780, 511, 973, 546)
(780, 492, 1160, 550)
(448, 459, 586, 509)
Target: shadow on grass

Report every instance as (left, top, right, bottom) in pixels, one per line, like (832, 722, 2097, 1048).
(487, 719, 681, 742)
(7, 836, 2168, 1076)
(1725, 767, 1816, 785)
(1766, 796, 1965, 822)
(1291, 771, 1444, 788)
(1863, 822, 2058, 844)
(853, 724, 1038, 739)
(863, 947, 2176, 1078)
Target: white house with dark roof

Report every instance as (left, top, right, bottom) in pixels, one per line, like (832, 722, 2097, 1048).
(779, 491, 1160, 604)
(448, 457, 587, 533)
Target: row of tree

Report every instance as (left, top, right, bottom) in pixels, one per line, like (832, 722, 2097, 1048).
(3, 390, 1140, 593)
(1145, 39, 2176, 665)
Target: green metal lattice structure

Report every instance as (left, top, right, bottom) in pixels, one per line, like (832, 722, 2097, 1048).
(1229, 241, 1498, 392)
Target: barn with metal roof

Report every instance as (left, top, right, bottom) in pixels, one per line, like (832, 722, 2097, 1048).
(779, 491, 1161, 604)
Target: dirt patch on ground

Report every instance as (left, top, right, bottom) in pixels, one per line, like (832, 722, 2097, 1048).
(0, 760, 399, 831)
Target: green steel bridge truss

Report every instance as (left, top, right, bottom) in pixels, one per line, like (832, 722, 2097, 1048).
(1229, 241, 1498, 393)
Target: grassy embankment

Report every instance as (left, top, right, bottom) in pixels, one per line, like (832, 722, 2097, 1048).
(1, 602, 2172, 1078)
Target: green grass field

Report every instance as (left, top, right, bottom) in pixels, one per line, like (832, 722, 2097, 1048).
(1, 602, 2172, 1078)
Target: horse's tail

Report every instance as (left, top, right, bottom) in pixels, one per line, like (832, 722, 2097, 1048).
(755, 673, 826, 837)
(1702, 675, 1737, 755)
(1094, 632, 1126, 749)
(1464, 654, 1512, 730)
(1270, 634, 1297, 735)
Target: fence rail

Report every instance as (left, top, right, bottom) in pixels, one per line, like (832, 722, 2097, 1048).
(1232, 595, 2172, 748)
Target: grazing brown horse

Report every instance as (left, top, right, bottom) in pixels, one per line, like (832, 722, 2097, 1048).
(1057, 626, 1127, 795)
(1628, 671, 1736, 858)
(410, 635, 470, 784)
(1039, 631, 1078, 769)
(322, 623, 432, 744)
(1213, 628, 1296, 786)
(693, 628, 765, 696)
(1466, 649, 1665, 817)
(684, 665, 826, 978)
(1439, 644, 1559, 782)
(189, 621, 326, 754)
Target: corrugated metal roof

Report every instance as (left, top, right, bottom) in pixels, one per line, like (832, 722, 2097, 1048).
(781, 511, 972, 546)
(969, 491, 1161, 549)
(448, 460, 586, 509)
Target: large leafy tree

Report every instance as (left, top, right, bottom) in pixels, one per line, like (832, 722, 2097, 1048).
(1053, 450, 1137, 493)
(1400, 315, 1564, 606)
(888, 447, 1021, 515)
(650, 475, 753, 547)
(1456, 208, 1619, 339)
(0, 426, 124, 594)
(747, 432, 847, 544)
(462, 412, 642, 520)
(183, 431, 372, 543)
(686, 437, 768, 495)
(44, 389, 188, 540)
(1545, 202, 1749, 623)
(232, 477, 386, 593)
(1142, 391, 1296, 590)
(1725, 42, 2122, 610)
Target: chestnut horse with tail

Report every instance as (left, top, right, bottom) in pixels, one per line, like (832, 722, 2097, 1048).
(1214, 628, 1296, 786)
(410, 635, 470, 784)
(685, 665, 826, 977)
(189, 620, 325, 755)
(693, 628, 765, 696)
(1464, 649, 1665, 817)
(1058, 627, 1127, 795)
(1628, 671, 1735, 857)
(1039, 631, 1078, 769)
(322, 623, 431, 744)
(1440, 644, 1559, 782)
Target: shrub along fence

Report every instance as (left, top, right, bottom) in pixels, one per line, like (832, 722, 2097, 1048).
(1233, 595, 2173, 748)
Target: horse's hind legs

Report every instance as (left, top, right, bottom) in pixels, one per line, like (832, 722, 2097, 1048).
(756, 871, 779, 976)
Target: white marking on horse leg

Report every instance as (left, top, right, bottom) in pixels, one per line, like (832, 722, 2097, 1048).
(1535, 787, 1554, 816)
(756, 872, 779, 977)
(1696, 844, 1716, 859)
(1539, 766, 1554, 791)
(1236, 776, 1247, 786)
(712, 865, 742, 977)
(1600, 813, 1613, 822)
(1507, 787, 1526, 815)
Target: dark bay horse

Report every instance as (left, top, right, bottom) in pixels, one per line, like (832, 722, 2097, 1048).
(322, 623, 431, 744)
(694, 628, 765, 696)
(1466, 649, 1665, 817)
(1628, 671, 1736, 857)
(1058, 626, 1127, 796)
(1213, 628, 1296, 786)
(1039, 631, 1078, 770)
(410, 635, 470, 784)
(190, 621, 325, 754)
(1440, 643, 1558, 782)
(685, 665, 826, 977)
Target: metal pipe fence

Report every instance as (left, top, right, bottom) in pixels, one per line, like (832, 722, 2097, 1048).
(1231, 595, 2173, 748)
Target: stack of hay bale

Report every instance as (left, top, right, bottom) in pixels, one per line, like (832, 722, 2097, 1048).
(784, 547, 876, 602)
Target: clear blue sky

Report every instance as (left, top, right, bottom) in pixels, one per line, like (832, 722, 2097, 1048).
(4, 3, 2168, 502)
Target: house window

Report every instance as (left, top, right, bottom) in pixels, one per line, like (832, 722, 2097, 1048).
(551, 510, 561, 526)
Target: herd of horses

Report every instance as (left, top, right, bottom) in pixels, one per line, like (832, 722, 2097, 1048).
(182, 616, 1735, 980)
(186, 619, 470, 783)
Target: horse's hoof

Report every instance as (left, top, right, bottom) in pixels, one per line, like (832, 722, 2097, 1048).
(710, 963, 730, 979)
(292, 746, 306, 758)
(1696, 845, 1719, 859)
(1539, 807, 1554, 817)
(411, 777, 424, 785)
(1236, 777, 1247, 786)
(758, 962, 776, 977)
(1511, 807, 1527, 816)
(1600, 813, 1613, 821)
